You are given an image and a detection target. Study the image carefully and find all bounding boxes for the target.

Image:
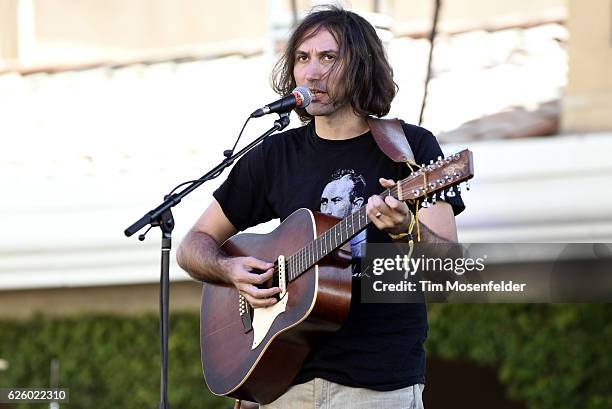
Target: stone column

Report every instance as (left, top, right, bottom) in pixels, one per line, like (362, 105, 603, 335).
(0, 0, 19, 61)
(562, 0, 612, 132)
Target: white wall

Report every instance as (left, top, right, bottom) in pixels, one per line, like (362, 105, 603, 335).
(448, 133, 612, 242)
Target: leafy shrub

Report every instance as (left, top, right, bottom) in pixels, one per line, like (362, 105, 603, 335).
(1, 305, 610, 409)
(0, 314, 229, 409)
(426, 304, 612, 409)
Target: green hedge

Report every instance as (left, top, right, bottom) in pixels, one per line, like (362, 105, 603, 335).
(427, 304, 612, 409)
(1, 305, 610, 409)
(0, 314, 229, 409)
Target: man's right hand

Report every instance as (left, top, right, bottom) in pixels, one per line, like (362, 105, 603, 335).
(221, 256, 281, 308)
(177, 199, 282, 308)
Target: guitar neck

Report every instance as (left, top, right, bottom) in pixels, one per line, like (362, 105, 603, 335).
(286, 203, 373, 282)
(286, 184, 405, 282)
(285, 149, 474, 283)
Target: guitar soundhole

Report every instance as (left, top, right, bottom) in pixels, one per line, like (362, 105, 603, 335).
(253, 264, 282, 301)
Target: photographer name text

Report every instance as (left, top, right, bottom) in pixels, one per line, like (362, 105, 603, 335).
(373, 280, 527, 293)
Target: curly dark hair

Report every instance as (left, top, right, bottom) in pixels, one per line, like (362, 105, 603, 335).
(271, 5, 398, 122)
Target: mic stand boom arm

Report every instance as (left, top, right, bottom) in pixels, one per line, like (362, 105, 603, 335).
(123, 113, 290, 409)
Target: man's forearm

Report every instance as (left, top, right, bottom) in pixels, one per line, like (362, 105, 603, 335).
(415, 221, 457, 244)
(390, 214, 457, 245)
(176, 231, 231, 284)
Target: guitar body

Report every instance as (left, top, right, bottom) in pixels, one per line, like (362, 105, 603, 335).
(198, 149, 474, 403)
(200, 208, 352, 404)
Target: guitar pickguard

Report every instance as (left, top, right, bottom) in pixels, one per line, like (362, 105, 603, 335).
(251, 293, 289, 349)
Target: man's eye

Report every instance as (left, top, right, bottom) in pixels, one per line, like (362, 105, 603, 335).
(323, 54, 336, 61)
(296, 55, 308, 62)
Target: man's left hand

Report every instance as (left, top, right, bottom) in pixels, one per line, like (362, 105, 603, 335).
(367, 178, 412, 235)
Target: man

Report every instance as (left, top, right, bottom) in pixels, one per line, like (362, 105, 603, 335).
(319, 169, 367, 257)
(177, 6, 464, 408)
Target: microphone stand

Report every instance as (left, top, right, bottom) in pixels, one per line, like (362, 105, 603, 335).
(124, 113, 291, 409)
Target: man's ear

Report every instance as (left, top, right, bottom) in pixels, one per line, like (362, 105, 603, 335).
(353, 197, 364, 208)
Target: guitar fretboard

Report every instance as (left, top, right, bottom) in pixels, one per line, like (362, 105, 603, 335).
(286, 187, 395, 282)
(281, 149, 473, 282)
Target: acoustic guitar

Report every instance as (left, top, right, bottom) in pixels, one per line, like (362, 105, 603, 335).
(200, 149, 474, 404)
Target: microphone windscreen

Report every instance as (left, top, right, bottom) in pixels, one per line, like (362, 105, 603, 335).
(293, 86, 312, 108)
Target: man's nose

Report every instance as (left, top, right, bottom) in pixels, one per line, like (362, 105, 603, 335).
(305, 60, 323, 81)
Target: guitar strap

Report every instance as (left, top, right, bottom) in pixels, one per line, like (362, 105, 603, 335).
(366, 117, 417, 166)
(367, 117, 421, 241)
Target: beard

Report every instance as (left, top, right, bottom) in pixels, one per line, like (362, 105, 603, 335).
(305, 98, 348, 117)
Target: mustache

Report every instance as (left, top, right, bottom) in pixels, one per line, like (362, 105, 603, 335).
(308, 86, 327, 94)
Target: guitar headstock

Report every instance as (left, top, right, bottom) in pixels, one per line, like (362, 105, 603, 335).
(397, 149, 474, 206)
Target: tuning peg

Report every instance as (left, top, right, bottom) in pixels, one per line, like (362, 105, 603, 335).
(456, 184, 461, 193)
(431, 195, 437, 205)
(466, 181, 471, 191)
(440, 190, 445, 201)
(421, 197, 430, 208)
(446, 187, 456, 197)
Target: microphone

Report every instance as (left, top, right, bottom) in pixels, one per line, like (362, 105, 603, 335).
(250, 87, 312, 118)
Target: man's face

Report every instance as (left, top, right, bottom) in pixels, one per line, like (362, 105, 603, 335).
(320, 175, 363, 218)
(293, 28, 346, 117)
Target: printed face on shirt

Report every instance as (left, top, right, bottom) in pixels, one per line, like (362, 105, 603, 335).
(320, 174, 364, 218)
(293, 28, 349, 117)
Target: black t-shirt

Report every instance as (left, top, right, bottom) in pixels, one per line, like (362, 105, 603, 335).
(214, 120, 465, 390)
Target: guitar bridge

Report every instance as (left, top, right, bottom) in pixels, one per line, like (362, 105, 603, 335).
(239, 294, 252, 333)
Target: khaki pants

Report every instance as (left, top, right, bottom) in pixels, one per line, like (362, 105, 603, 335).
(260, 378, 425, 409)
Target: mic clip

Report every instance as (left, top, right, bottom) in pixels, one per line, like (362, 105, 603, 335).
(274, 112, 291, 128)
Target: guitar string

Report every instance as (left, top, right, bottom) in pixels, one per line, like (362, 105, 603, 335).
(276, 158, 464, 282)
(268, 155, 468, 291)
(284, 185, 396, 281)
(283, 178, 418, 281)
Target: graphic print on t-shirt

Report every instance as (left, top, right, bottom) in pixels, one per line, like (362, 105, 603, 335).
(319, 169, 367, 259)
